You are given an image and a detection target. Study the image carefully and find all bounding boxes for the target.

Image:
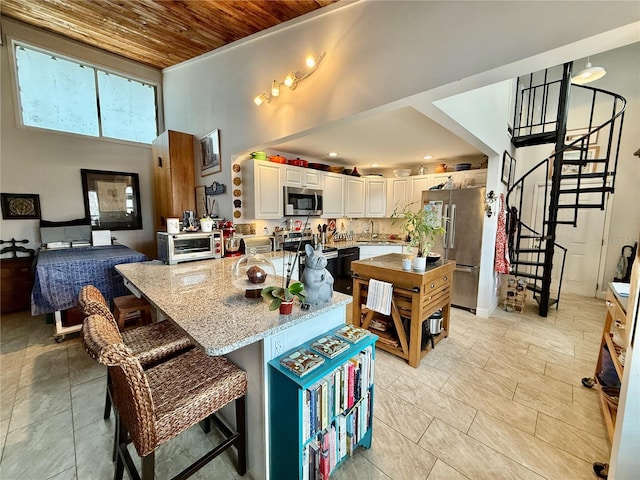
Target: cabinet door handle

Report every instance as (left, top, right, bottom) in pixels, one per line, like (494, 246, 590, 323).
(158, 157, 163, 167)
(430, 282, 435, 288)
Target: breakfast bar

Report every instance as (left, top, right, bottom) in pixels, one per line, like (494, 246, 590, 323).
(351, 253, 455, 367)
(115, 257, 351, 480)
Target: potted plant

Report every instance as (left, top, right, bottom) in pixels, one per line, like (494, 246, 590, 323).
(392, 201, 446, 270)
(261, 281, 306, 314)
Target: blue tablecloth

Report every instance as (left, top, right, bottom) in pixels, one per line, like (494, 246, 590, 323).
(31, 245, 147, 315)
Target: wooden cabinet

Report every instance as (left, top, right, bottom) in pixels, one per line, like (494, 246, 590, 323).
(151, 130, 195, 233)
(268, 327, 377, 479)
(592, 284, 628, 442)
(322, 173, 345, 218)
(283, 166, 322, 188)
(243, 159, 283, 219)
(1, 257, 34, 313)
(365, 178, 386, 217)
(344, 177, 365, 218)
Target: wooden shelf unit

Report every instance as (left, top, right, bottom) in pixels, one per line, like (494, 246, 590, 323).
(593, 286, 628, 442)
(351, 254, 455, 368)
(504, 276, 527, 313)
(268, 327, 378, 479)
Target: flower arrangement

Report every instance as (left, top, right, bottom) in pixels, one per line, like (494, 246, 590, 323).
(392, 201, 446, 257)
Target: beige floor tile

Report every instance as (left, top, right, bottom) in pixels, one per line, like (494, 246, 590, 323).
(373, 387, 433, 443)
(574, 343, 601, 362)
(440, 376, 537, 434)
(435, 338, 490, 368)
(71, 375, 110, 431)
(476, 345, 546, 375)
(48, 467, 78, 480)
(504, 328, 575, 355)
(9, 376, 71, 432)
(466, 330, 531, 356)
(484, 357, 573, 403)
(0, 378, 18, 422)
(468, 412, 594, 479)
(535, 413, 610, 465)
(544, 361, 589, 388)
(74, 418, 116, 480)
(572, 385, 602, 413)
(435, 356, 517, 399)
(375, 361, 402, 389)
(427, 459, 470, 480)
(331, 451, 391, 479)
(418, 419, 544, 480)
(360, 418, 437, 480)
(398, 360, 451, 391)
(1, 410, 75, 479)
(527, 344, 594, 373)
(18, 347, 70, 387)
(513, 383, 608, 439)
(68, 343, 106, 386)
(0, 417, 8, 451)
(389, 375, 476, 433)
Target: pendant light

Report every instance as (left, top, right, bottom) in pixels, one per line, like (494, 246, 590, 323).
(571, 57, 606, 85)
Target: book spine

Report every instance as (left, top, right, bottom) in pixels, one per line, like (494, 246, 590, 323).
(348, 361, 355, 408)
(321, 379, 329, 430)
(309, 386, 317, 438)
(303, 388, 310, 441)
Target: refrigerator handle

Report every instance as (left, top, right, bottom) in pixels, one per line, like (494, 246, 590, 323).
(443, 203, 450, 248)
(450, 203, 457, 249)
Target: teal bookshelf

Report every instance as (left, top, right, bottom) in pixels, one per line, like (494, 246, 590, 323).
(269, 326, 378, 479)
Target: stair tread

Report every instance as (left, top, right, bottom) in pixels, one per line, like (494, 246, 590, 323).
(512, 131, 557, 148)
(510, 271, 544, 280)
(559, 187, 610, 194)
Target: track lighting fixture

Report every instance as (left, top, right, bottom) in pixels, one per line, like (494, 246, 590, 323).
(254, 53, 325, 105)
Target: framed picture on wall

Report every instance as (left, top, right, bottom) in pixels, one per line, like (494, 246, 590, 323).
(501, 151, 511, 186)
(1, 193, 41, 219)
(81, 169, 142, 230)
(200, 129, 221, 176)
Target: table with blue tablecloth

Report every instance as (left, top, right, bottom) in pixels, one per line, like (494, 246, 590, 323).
(31, 245, 147, 340)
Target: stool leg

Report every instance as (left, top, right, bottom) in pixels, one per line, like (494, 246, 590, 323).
(235, 396, 247, 476)
(141, 452, 155, 480)
(142, 308, 153, 325)
(104, 371, 113, 420)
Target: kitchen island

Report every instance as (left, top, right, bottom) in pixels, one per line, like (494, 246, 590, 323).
(115, 257, 351, 480)
(351, 253, 455, 367)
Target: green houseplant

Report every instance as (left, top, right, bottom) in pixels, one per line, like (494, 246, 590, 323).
(392, 201, 446, 269)
(261, 281, 306, 313)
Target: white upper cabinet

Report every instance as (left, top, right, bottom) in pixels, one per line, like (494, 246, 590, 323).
(322, 172, 345, 218)
(283, 166, 323, 188)
(365, 177, 386, 218)
(243, 159, 283, 219)
(344, 177, 365, 218)
(386, 177, 410, 216)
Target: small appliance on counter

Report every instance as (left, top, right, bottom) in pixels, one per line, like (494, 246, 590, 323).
(240, 236, 273, 254)
(220, 221, 242, 257)
(157, 230, 223, 265)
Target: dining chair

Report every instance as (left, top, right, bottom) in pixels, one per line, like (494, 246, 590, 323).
(81, 313, 247, 479)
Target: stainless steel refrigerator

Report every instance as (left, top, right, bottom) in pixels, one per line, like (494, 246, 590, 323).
(422, 187, 485, 312)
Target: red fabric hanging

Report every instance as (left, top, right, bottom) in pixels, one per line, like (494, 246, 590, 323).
(495, 193, 511, 274)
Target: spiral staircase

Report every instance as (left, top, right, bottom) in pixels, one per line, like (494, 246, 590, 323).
(506, 62, 626, 317)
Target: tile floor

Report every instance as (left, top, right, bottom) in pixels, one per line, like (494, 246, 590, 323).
(0, 293, 609, 479)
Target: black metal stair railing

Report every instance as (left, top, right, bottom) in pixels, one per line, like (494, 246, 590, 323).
(506, 63, 626, 316)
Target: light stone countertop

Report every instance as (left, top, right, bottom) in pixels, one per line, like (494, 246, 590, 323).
(115, 257, 351, 356)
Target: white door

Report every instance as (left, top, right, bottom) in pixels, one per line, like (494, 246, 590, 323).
(532, 181, 609, 296)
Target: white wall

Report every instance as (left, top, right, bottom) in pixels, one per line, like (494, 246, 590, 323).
(0, 18, 162, 258)
(162, 1, 640, 221)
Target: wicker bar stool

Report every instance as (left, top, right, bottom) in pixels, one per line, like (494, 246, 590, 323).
(82, 314, 248, 479)
(78, 285, 194, 420)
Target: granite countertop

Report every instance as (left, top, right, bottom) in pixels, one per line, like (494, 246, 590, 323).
(115, 257, 351, 356)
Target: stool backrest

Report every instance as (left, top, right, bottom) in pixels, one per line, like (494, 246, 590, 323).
(78, 285, 108, 308)
(81, 313, 157, 455)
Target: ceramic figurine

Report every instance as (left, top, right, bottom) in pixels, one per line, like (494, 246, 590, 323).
(301, 244, 334, 305)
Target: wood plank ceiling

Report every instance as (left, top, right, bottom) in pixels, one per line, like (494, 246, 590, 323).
(0, 0, 340, 69)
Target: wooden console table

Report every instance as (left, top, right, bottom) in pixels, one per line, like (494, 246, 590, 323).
(351, 253, 455, 367)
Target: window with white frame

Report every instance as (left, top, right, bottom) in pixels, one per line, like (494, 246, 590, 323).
(13, 41, 158, 144)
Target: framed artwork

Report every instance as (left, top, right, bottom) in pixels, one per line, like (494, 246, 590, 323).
(1, 193, 41, 219)
(200, 129, 221, 176)
(501, 151, 512, 186)
(565, 128, 598, 145)
(508, 155, 517, 189)
(561, 146, 600, 174)
(81, 169, 142, 230)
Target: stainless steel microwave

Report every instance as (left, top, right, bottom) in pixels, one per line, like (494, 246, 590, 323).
(284, 186, 323, 216)
(157, 231, 223, 265)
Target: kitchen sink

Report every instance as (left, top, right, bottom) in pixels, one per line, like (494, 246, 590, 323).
(356, 239, 403, 245)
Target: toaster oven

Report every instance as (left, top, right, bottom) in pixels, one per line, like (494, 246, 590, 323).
(157, 231, 223, 265)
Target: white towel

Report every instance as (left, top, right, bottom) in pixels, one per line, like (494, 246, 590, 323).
(366, 279, 393, 316)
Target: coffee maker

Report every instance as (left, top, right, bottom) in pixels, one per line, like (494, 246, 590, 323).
(221, 221, 242, 257)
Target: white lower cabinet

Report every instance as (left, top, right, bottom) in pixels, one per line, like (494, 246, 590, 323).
(358, 245, 403, 260)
